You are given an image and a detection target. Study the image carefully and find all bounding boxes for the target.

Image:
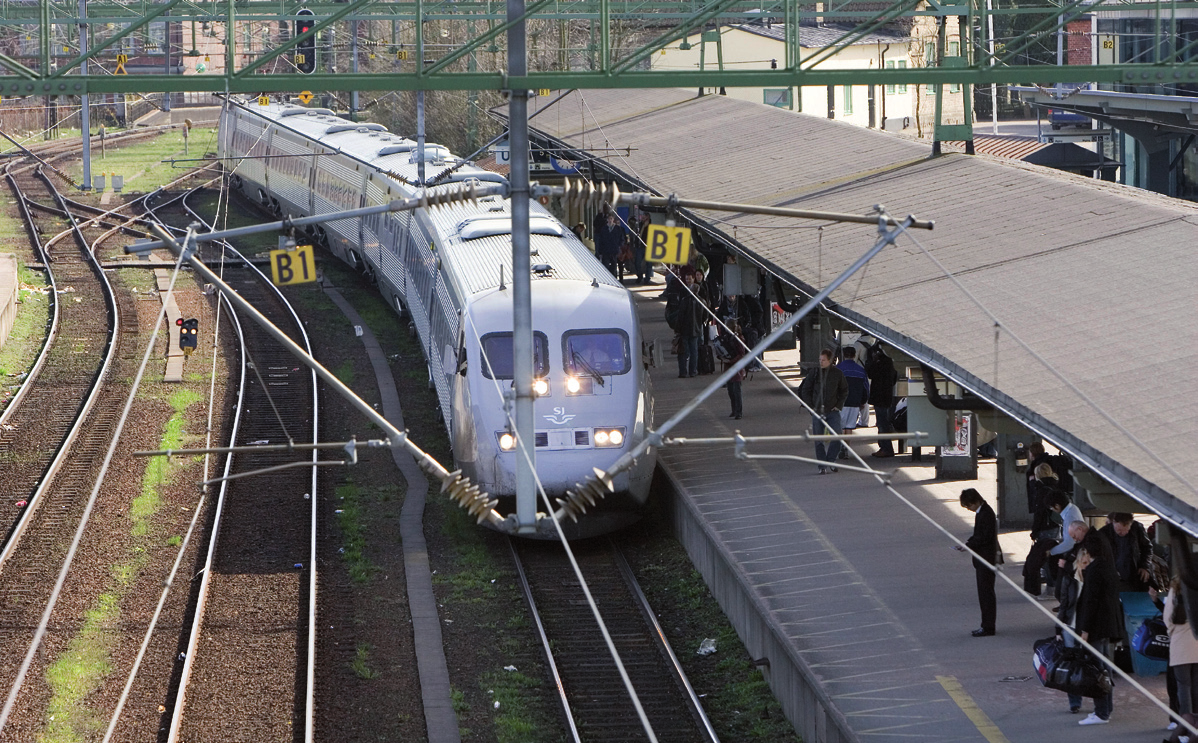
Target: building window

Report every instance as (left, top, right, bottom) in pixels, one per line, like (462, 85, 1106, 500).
(844, 85, 853, 115)
(886, 60, 908, 94)
(763, 88, 792, 108)
(925, 42, 937, 94)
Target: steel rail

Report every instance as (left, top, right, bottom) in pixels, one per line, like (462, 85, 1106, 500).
(177, 189, 322, 743)
(0, 164, 127, 734)
(0, 165, 59, 430)
(611, 544, 720, 743)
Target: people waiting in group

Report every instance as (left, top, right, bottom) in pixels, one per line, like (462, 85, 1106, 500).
(956, 488, 999, 637)
(593, 205, 626, 277)
(798, 349, 848, 474)
(1023, 463, 1065, 597)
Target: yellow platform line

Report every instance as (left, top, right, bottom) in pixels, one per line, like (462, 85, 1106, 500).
(936, 675, 1011, 743)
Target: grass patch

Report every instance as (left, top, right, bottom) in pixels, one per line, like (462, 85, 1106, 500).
(63, 129, 219, 192)
(333, 358, 354, 385)
(350, 643, 379, 679)
(0, 261, 50, 383)
(43, 594, 119, 743)
(335, 482, 379, 583)
(39, 387, 204, 738)
(479, 669, 551, 743)
(166, 535, 182, 547)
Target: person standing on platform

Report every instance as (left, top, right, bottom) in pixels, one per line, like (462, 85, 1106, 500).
(835, 346, 869, 459)
(1165, 576, 1198, 741)
(955, 488, 998, 637)
(798, 349, 848, 474)
(593, 206, 625, 278)
(1074, 531, 1121, 725)
(1098, 512, 1154, 593)
(675, 273, 703, 378)
(1048, 490, 1086, 591)
(864, 343, 898, 458)
(720, 322, 747, 419)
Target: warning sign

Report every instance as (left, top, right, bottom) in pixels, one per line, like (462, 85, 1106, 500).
(269, 244, 316, 286)
(644, 225, 692, 266)
(115, 53, 128, 75)
(298, 90, 313, 104)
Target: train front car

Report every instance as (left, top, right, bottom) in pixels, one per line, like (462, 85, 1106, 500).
(454, 280, 654, 539)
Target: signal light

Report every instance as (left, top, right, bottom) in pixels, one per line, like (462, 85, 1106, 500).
(295, 9, 316, 74)
(178, 318, 199, 356)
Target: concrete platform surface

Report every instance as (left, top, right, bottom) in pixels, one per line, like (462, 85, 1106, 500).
(632, 281, 1170, 743)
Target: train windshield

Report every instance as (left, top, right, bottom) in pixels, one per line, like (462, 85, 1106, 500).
(563, 330, 631, 376)
(480, 331, 549, 379)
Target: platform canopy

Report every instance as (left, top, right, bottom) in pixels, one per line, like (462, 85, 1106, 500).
(517, 88, 1198, 532)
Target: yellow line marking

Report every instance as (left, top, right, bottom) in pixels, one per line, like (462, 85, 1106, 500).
(936, 675, 1011, 743)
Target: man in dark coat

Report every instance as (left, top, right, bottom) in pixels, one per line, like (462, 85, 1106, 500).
(675, 273, 704, 378)
(1074, 531, 1120, 724)
(798, 349, 848, 473)
(1098, 512, 1153, 592)
(957, 488, 998, 637)
(593, 207, 625, 277)
(864, 343, 899, 458)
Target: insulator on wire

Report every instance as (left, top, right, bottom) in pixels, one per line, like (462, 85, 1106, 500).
(553, 469, 614, 522)
(559, 178, 619, 211)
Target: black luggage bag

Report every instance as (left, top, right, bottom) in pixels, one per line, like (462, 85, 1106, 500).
(698, 343, 715, 374)
(1032, 636, 1113, 699)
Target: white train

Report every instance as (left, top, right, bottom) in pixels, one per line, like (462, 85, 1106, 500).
(218, 98, 655, 538)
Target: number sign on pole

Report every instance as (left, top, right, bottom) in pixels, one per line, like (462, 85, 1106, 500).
(644, 224, 692, 265)
(269, 244, 316, 285)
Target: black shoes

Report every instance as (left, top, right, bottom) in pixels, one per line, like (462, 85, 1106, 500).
(871, 450, 894, 458)
(971, 628, 995, 637)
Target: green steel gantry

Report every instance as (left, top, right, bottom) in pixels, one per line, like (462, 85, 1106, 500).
(1, 0, 1197, 97)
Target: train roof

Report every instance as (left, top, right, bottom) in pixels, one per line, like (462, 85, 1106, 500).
(228, 98, 623, 298)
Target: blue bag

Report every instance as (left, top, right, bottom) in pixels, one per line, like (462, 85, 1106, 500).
(1132, 616, 1170, 660)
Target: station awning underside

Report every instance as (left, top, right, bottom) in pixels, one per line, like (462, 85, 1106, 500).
(518, 89, 1198, 532)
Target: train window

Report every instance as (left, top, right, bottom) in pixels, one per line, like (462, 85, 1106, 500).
(562, 330, 630, 377)
(479, 331, 549, 380)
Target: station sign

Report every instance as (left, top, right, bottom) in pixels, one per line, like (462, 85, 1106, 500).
(644, 224, 692, 265)
(269, 244, 317, 286)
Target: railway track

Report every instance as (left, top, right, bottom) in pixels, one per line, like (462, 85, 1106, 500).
(160, 191, 319, 742)
(512, 538, 720, 743)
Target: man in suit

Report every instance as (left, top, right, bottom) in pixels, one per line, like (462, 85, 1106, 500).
(957, 488, 999, 637)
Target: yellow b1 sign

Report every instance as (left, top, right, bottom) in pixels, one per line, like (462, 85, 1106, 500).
(269, 244, 316, 286)
(644, 224, 692, 265)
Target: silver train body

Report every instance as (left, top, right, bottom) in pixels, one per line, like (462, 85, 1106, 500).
(218, 99, 655, 538)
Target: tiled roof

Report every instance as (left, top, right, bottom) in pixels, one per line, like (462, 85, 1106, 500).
(520, 90, 1198, 529)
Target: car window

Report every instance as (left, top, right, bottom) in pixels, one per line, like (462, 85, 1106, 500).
(480, 332, 549, 379)
(563, 330, 631, 376)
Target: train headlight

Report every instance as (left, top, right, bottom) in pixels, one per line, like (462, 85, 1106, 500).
(592, 427, 626, 448)
(497, 432, 516, 451)
(533, 378, 549, 396)
(566, 376, 581, 394)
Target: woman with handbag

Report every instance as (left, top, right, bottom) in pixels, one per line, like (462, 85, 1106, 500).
(1165, 577, 1198, 742)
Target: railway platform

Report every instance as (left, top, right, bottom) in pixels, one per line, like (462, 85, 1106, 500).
(632, 281, 1171, 743)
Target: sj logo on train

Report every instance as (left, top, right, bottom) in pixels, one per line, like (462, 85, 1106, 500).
(644, 225, 692, 266)
(269, 244, 317, 286)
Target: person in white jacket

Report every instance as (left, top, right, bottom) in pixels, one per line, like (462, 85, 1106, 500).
(1165, 579, 1198, 742)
